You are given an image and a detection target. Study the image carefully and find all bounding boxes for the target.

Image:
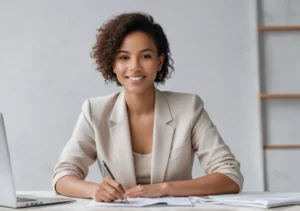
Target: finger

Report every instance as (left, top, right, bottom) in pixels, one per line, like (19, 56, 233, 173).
(93, 191, 112, 202)
(103, 183, 123, 200)
(105, 177, 125, 193)
(100, 188, 116, 202)
(127, 191, 143, 198)
(100, 193, 113, 202)
(105, 177, 126, 197)
(126, 186, 140, 195)
(93, 193, 104, 202)
(126, 185, 144, 196)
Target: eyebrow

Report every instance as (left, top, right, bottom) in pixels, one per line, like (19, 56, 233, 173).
(117, 48, 155, 54)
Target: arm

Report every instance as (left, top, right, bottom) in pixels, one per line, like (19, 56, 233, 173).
(164, 95, 243, 196)
(56, 176, 125, 201)
(126, 172, 239, 198)
(126, 95, 243, 198)
(55, 176, 97, 198)
(164, 173, 239, 196)
(53, 100, 126, 201)
(53, 100, 97, 197)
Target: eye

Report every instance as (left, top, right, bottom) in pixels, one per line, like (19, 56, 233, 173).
(142, 54, 152, 59)
(118, 55, 129, 60)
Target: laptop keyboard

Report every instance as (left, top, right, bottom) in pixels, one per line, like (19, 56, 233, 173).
(17, 197, 37, 202)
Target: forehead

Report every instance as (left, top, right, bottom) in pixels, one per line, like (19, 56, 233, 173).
(119, 31, 157, 52)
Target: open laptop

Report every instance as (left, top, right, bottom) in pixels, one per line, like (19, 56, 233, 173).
(0, 113, 75, 208)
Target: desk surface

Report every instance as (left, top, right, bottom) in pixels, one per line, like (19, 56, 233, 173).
(0, 191, 299, 211)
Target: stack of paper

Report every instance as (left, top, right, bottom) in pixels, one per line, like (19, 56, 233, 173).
(189, 192, 300, 208)
(86, 197, 193, 207)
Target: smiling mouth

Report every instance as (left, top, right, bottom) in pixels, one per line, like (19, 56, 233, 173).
(125, 76, 146, 81)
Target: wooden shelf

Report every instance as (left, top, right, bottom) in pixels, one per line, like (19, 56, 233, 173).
(258, 26, 300, 31)
(260, 94, 300, 99)
(264, 145, 300, 149)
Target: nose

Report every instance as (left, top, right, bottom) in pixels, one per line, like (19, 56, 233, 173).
(129, 57, 141, 72)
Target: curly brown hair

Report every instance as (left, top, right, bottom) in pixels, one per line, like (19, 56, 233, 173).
(90, 12, 174, 86)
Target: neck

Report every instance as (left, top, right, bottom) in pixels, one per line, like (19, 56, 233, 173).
(124, 86, 155, 116)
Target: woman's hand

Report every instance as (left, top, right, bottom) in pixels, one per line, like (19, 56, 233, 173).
(91, 176, 126, 202)
(126, 183, 168, 198)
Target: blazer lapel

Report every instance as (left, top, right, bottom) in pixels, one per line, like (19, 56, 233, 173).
(151, 89, 175, 184)
(109, 91, 137, 189)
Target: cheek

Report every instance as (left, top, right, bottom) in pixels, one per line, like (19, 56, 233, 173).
(114, 62, 127, 73)
(142, 61, 159, 72)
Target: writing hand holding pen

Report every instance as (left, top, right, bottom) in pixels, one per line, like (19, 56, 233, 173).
(90, 161, 128, 203)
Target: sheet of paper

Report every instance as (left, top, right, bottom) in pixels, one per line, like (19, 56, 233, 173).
(189, 192, 300, 208)
(154, 197, 193, 206)
(86, 197, 192, 207)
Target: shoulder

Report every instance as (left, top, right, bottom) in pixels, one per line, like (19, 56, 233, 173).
(80, 92, 120, 120)
(86, 92, 120, 108)
(159, 90, 207, 129)
(161, 90, 204, 110)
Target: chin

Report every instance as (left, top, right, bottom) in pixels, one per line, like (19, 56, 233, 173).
(124, 85, 154, 95)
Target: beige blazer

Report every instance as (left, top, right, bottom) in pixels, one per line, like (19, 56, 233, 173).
(53, 89, 243, 191)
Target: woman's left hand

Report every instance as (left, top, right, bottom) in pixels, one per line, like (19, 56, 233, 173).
(125, 183, 168, 198)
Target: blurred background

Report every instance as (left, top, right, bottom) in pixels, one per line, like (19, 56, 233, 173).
(0, 0, 299, 192)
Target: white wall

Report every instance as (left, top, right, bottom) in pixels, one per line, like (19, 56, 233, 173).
(0, 0, 264, 191)
(258, 0, 300, 191)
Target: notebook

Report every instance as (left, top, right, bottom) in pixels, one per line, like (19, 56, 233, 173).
(189, 192, 300, 208)
(86, 197, 193, 207)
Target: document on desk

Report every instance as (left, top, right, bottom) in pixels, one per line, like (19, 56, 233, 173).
(86, 197, 193, 207)
(189, 192, 300, 208)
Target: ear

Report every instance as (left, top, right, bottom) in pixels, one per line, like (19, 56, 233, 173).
(158, 53, 165, 70)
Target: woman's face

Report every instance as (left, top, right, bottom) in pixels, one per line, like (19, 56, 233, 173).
(113, 31, 164, 94)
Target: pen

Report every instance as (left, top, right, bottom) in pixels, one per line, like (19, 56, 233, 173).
(102, 160, 128, 203)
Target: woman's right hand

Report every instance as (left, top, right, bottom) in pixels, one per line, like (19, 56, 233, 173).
(91, 176, 126, 202)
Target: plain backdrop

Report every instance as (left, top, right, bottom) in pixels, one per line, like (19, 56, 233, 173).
(1, 0, 298, 192)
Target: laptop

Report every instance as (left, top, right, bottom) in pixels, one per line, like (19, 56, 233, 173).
(0, 113, 75, 208)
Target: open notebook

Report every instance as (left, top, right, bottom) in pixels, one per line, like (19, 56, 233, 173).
(86, 197, 193, 207)
(189, 192, 300, 208)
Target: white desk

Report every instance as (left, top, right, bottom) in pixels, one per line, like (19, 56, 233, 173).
(0, 191, 299, 211)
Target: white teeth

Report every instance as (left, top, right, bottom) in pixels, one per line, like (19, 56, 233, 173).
(128, 76, 144, 81)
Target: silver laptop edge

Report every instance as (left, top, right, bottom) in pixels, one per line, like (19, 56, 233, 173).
(0, 113, 18, 208)
(0, 113, 75, 208)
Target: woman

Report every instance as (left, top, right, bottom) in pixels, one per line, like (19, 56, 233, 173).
(53, 12, 243, 202)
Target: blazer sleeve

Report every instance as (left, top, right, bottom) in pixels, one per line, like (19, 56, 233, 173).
(52, 99, 97, 192)
(190, 95, 244, 191)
